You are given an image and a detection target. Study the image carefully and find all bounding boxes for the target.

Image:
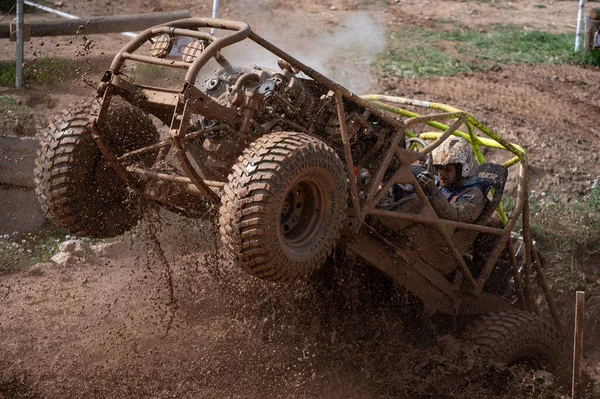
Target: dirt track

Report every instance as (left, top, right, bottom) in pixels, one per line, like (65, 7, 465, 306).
(0, 213, 571, 399)
(1, 0, 600, 397)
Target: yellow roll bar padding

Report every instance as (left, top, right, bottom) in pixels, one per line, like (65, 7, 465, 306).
(361, 94, 529, 225)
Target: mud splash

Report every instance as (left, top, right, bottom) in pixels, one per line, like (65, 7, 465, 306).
(0, 211, 579, 398)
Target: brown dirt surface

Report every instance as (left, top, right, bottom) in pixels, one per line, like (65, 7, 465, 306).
(0, 213, 580, 399)
(1, 0, 599, 397)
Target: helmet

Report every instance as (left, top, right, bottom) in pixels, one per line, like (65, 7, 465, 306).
(431, 136, 477, 177)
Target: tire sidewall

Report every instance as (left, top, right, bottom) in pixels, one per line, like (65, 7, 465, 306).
(220, 132, 348, 282)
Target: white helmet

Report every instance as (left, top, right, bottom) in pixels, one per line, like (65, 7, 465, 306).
(432, 136, 477, 177)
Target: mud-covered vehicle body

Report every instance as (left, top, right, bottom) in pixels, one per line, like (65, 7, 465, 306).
(35, 18, 569, 376)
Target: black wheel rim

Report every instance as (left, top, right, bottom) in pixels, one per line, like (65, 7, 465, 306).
(280, 179, 327, 249)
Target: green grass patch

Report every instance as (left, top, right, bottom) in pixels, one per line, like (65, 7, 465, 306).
(0, 58, 74, 87)
(531, 183, 600, 262)
(380, 25, 587, 78)
(0, 95, 19, 110)
(449, 27, 578, 64)
(530, 182, 600, 334)
(0, 222, 66, 273)
(380, 40, 473, 78)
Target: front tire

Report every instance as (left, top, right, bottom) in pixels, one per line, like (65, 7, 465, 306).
(219, 132, 348, 282)
(34, 100, 159, 238)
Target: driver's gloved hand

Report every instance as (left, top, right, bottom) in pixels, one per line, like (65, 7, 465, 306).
(417, 170, 438, 196)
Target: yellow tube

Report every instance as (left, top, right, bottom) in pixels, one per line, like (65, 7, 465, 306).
(363, 94, 520, 225)
(363, 94, 526, 160)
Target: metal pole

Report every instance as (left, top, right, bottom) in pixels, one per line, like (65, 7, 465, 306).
(211, 0, 219, 34)
(16, 0, 24, 88)
(576, 0, 586, 51)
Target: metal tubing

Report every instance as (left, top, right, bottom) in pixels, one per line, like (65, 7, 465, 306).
(362, 95, 526, 161)
(368, 208, 509, 236)
(90, 123, 133, 186)
(363, 115, 465, 222)
(170, 132, 220, 203)
(117, 124, 225, 161)
(184, 20, 251, 83)
(474, 233, 512, 294)
(15, 0, 24, 88)
(212, 0, 219, 19)
(438, 227, 479, 291)
(575, 0, 586, 51)
(149, 26, 213, 39)
(364, 127, 407, 212)
(167, 97, 221, 204)
(121, 52, 190, 69)
(506, 239, 527, 309)
(511, 163, 527, 224)
(233, 73, 260, 91)
(474, 162, 526, 294)
(406, 113, 466, 159)
(126, 167, 224, 188)
(211, 0, 219, 34)
(369, 152, 418, 208)
(109, 18, 251, 75)
(572, 291, 585, 397)
(24, 0, 78, 19)
(533, 247, 564, 333)
(334, 92, 361, 221)
(521, 177, 536, 314)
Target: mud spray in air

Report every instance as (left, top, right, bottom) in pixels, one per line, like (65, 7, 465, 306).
(144, 211, 179, 336)
(102, 205, 565, 399)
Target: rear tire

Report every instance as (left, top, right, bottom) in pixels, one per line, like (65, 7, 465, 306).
(34, 100, 159, 238)
(219, 132, 348, 282)
(468, 310, 570, 378)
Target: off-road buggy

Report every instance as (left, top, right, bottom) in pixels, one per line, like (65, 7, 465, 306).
(34, 18, 570, 378)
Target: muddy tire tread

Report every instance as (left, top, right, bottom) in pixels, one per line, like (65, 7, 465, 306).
(219, 132, 348, 283)
(468, 310, 570, 376)
(34, 101, 158, 238)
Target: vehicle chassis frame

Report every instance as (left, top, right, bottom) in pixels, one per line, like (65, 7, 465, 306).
(89, 17, 562, 332)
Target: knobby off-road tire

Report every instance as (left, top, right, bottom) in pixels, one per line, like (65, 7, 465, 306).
(468, 310, 570, 378)
(219, 132, 348, 282)
(34, 100, 159, 238)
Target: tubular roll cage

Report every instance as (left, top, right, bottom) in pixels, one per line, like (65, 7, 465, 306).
(90, 18, 562, 332)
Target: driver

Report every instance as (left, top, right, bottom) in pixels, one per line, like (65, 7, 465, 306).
(416, 136, 486, 223)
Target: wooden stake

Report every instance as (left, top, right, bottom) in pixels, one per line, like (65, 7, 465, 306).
(572, 291, 585, 399)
